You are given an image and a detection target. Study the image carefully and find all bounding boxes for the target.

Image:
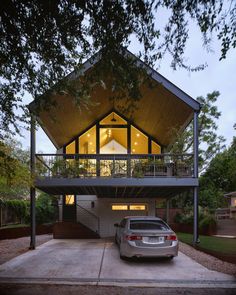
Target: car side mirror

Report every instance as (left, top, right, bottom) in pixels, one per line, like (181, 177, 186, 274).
(114, 223, 119, 227)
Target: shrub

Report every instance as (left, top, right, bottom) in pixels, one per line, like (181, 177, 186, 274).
(4, 199, 28, 222)
(199, 215, 217, 230)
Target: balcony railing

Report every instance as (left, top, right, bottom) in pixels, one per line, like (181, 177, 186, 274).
(35, 153, 194, 178)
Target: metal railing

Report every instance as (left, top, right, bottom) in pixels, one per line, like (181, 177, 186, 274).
(35, 153, 194, 178)
(76, 204, 100, 235)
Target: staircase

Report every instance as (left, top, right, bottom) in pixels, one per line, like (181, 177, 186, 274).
(53, 222, 100, 239)
(217, 219, 236, 236)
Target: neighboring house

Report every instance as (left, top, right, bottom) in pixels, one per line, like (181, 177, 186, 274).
(29, 50, 200, 246)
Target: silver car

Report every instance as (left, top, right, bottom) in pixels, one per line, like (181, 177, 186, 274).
(114, 216, 178, 259)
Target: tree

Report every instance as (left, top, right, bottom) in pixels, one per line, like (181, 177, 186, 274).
(1, 0, 236, 137)
(170, 91, 226, 172)
(0, 137, 31, 199)
(199, 135, 236, 208)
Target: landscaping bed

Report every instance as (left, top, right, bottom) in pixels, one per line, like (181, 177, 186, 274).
(177, 232, 236, 264)
(0, 224, 53, 240)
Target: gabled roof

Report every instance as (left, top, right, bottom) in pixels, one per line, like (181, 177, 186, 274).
(29, 49, 200, 149)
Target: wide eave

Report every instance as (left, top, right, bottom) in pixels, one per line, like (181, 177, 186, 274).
(29, 50, 200, 149)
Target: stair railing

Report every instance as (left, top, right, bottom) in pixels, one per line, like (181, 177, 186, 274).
(76, 204, 100, 235)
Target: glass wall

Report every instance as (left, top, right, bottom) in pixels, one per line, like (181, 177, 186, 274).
(79, 126, 96, 154)
(131, 126, 148, 154)
(100, 127, 127, 154)
(65, 112, 161, 155)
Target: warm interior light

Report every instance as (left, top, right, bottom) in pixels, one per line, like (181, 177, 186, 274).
(132, 149, 135, 152)
(87, 133, 90, 137)
(89, 142, 93, 145)
(134, 142, 138, 145)
(136, 133, 140, 137)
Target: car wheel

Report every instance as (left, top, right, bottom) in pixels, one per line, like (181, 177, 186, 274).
(120, 254, 127, 260)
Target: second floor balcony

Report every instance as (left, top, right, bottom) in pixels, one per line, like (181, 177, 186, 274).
(36, 153, 194, 179)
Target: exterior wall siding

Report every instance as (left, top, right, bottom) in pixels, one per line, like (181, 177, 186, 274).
(76, 196, 156, 237)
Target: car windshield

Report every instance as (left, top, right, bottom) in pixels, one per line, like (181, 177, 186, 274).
(129, 220, 170, 231)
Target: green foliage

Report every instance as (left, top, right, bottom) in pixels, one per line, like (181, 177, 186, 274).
(177, 233, 236, 255)
(1, 1, 236, 137)
(24, 193, 58, 225)
(50, 159, 87, 178)
(3, 199, 28, 221)
(174, 206, 216, 227)
(0, 138, 31, 199)
(35, 194, 57, 225)
(199, 215, 217, 230)
(199, 136, 236, 208)
(170, 91, 226, 172)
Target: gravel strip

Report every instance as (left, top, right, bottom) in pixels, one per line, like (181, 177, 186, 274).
(0, 234, 52, 265)
(179, 241, 236, 276)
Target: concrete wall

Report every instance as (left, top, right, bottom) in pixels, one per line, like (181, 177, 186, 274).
(76, 195, 156, 237)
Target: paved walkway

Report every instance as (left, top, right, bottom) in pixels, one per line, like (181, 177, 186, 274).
(0, 239, 235, 289)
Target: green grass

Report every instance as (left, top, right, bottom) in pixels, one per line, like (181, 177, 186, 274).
(177, 232, 236, 255)
(0, 223, 29, 229)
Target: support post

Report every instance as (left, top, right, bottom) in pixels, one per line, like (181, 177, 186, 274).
(29, 115, 36, 249)
(193, 111, 199, 245)
(166, 199, 170, 224)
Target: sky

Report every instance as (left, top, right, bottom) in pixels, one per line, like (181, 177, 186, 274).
(18, 14, 236, 153)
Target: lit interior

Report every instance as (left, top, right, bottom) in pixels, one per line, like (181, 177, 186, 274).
(131, 126, 148, 154)
(66, 141, 75, 154)
(129, 204, 146, 210)
(65, 112, 161, 155)
(112, 204, 128, 210)
(100, 112, 127, 125)
(65, 195, 75, 205)
(112, 203, 147, 210)
(100, 128, 127, 154)
(79, 126, 96, 154)
(152, 141, 161, 154)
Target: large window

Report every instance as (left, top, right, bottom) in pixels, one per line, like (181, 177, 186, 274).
(64, 112, 161, 155)
(100, 128, 127, 154)
(66, 141, 75, 154)
(131, 126, 148, 154)
(79, 126, 96, 154)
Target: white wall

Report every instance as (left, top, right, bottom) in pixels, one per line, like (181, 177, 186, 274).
(76, 196, 156, 237)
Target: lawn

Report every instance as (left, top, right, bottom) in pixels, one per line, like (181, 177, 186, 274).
(0, 224, 29, 229)
(177, 232, 236, 255)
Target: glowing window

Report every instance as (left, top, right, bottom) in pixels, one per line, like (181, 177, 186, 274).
(112, 204, 128, 210)
(65, 195, 75, 205)
(152, 141, 161, 154)
(79, 126, 96, 154)
(66, 141, 75, 154)
(131, 126, 148, 154)
(129, 204, 147, 211)
(100, 112, 127, 125)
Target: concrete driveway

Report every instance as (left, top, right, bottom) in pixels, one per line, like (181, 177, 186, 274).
(0, 239, 235, 289)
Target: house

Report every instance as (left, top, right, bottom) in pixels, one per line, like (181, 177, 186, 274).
(28, 50, 200, 248)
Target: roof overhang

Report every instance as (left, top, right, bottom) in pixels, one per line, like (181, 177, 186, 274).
(29, 50, 200, 149)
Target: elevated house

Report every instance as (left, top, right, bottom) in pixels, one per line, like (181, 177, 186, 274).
(29, 50, 200, 248)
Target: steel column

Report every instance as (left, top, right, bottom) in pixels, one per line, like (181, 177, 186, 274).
(30, 115, 36, 249)
(193, 111, 199, 245)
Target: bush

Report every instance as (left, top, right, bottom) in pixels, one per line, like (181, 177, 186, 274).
(3, 199, 28, 222)
(199, 215, 217, 230)
(24, 193, 58, 225)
